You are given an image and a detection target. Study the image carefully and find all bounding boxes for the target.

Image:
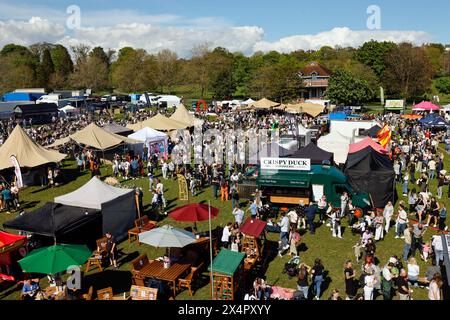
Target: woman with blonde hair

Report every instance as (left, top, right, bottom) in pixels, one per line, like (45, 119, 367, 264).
(407, 257, 420, 288)
(428, 274, 443, 300)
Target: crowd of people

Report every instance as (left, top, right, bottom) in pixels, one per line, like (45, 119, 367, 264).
(1, 103, 449, 301)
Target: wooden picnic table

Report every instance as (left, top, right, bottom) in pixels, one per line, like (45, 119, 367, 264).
(138, 260, 191, 297)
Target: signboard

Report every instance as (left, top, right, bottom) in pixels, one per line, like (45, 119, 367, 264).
(261, 158, 311, 171)
(443, 235, 450, 285)
(385, 100, 405, 110)
(312, 184, 324, 202)
(177, 174, 189, 201)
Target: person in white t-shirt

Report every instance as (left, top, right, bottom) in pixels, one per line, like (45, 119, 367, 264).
(155, 179, 166, 209)
(221, 223, 232, 248)
(395, 205, 408, 239)
(363, 270, 377, 300)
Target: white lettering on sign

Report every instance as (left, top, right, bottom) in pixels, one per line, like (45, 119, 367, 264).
(261, 158, 311, 171)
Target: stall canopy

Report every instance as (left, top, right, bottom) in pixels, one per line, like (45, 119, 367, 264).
(257, 165, 346, 188)
(127, 113, 188, 131)
(329, 112, 347, 120)
(419, 113, 449, 128)
(3, 202, 101, 239)
(348, 137, 387, 155)
(0, 232, 26, 253)
(424, 116, 449, 128)
(242, 98, 255, 105)
(317, 131, 354, 165)
(345, 140, 395, 208)
(208, 249, 245, 276)
(102, 123, 134, 136)
(245, 98, 280, 110)
(54, 177, 136, 241)
(418, 112, 439, 124)
(170, 104, 203, 127)
(240, 218, 267, 238)
(249, 142, 295, 162)
(413, 101, 440, 111)
(128, 127, 168, 144)
(277, 103, 326, 117)
(288, 143, 334, 165)
(67, 123, 140, 151)
(361, 125, 382, 138)
(0, 124, 66, 170)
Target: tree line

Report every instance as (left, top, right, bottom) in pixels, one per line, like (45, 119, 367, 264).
(0, 41, 449, 105)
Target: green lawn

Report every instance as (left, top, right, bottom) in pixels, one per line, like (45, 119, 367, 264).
(0, 148, 448, 300)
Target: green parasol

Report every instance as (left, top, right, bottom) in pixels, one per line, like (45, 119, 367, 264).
(18, 244, 92, 275)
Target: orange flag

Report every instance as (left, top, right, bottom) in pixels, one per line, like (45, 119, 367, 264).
(377, 125, 391, 148)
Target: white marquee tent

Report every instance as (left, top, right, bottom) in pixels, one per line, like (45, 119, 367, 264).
(54, 177, 136, 241)
(128, 127, 169, 159)
(317, 131, 355, 166)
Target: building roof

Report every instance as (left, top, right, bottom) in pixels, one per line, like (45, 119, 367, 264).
(300, 62, 332, 77)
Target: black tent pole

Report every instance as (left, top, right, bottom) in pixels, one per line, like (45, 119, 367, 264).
(52, 202, 56, 245)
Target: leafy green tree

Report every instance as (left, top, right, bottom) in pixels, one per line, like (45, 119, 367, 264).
(383, 43, 435, 99)
(111, 47, 158, 92)
(211, 69, 235, 100)
(325, 68, 374, 105)
(435, 77, 450, 94)
(232, 53, 252, 98)
(424, 44, 445, 76)
(70, 55, 109, 91)
(156, 49, 180, 94)
(50, 44, 73, 88)
(0, 44, 38, 93)
(36, 49, 54, 88)
(355, 40, 397, 77)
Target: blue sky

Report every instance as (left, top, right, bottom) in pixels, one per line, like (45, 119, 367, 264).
(0, 0, 448, 57)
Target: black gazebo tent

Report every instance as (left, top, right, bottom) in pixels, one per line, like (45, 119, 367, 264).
(288, 143, 334, 165)
(3, 202, 102, 249)
(344, 146, 396, 208)
(361, 125, 382, 138)
(248, 142, 295, 163)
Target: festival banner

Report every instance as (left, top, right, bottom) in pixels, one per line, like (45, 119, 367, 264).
(10, 155, 23, 188)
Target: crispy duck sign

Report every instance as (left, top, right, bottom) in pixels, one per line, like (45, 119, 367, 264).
(261, 158, 311, 171)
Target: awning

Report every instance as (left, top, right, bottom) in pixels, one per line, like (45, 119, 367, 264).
(240, 218, 267, 238)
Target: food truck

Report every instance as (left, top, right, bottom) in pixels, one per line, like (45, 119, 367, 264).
(256, 158, 372, 211)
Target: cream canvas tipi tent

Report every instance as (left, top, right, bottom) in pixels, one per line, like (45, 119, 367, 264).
(170, 104, 203, 127)
(0, 125, 66, 170)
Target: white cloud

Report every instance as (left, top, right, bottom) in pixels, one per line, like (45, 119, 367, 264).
(254, 27, 431, 53)
(0, 16, 432, 58)
(0, 17, 65, 47)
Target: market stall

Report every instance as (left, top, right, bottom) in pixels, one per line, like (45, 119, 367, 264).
(0, 232, 27, 282)
(239, 218, 267, 270)
(209, 249, 245, 300)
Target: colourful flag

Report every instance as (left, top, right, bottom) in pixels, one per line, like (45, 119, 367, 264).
(377, 125, 391, 148)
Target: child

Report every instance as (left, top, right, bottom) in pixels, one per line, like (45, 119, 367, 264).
(421, 242, 431, 262)
(353, 240, 363, 262)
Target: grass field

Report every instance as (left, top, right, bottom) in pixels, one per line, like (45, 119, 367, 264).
(0, 147, 448, 300)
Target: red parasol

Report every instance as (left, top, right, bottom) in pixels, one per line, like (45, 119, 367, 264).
(169, 203, 219, 222)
